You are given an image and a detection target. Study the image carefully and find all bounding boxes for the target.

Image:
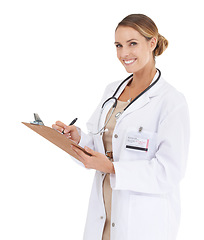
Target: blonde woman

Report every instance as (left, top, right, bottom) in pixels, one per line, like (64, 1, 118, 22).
(52, 14, 190, 240)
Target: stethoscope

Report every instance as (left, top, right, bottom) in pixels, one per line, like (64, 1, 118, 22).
(90, 68, 161, 135)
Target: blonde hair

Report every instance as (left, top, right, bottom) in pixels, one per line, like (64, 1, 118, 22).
(116, 14, 168, 58)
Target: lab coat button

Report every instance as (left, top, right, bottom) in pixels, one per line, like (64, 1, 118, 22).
(114, 134, 118, 138)
(100, 216, 104, 219)
(112, 222, 115, 227)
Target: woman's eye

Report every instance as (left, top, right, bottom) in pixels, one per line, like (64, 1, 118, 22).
(115, 44, 122, 48)
(130, 42, 137, 46)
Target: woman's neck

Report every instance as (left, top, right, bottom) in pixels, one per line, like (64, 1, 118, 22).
(130, 65, 157, 89)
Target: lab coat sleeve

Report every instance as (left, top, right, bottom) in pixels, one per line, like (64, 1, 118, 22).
(69, 83, 112, 167)
(78, 130, 94, 150)
(78, 82, 115, 150)
(110, 102, 190, 194)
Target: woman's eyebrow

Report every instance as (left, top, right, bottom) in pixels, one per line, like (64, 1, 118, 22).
(114, 39, 138, 44)
(126, 38, 138, 42)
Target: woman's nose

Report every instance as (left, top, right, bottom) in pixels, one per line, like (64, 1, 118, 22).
(120, 47, 131, 58)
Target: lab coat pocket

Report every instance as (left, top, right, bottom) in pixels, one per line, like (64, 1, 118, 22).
(127, 194, 168, 240)
(124, 129, 157, 160)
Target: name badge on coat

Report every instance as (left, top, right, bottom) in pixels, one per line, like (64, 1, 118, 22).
(126, 135, 149, 152)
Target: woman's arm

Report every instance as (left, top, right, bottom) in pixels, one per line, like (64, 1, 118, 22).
(71, 145, 115, 173)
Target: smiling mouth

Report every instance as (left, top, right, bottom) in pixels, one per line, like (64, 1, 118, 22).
(123, 58, 137, 65)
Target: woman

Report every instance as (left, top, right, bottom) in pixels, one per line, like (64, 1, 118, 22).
(52, 14, 190, 240)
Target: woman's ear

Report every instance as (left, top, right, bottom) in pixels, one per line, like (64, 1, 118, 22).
(150, 37, 157, 52)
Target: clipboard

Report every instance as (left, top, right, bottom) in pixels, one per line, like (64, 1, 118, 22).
(22, 122, 92, 161)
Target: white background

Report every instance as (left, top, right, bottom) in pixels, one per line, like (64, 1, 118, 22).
(0, 0, 203, 239)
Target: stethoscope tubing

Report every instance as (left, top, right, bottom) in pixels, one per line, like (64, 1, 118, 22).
(101, 74, 133, 109)
(91, 69, 161, 135)
(123, 68, 161, 111)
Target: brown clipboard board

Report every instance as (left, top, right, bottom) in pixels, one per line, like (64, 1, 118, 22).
(22, 122, 92, 161)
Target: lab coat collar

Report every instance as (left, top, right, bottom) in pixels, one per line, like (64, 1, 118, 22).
(109, 70, 165, 122)
(146, 70, 165, 98)
(110, 69, 164, 99)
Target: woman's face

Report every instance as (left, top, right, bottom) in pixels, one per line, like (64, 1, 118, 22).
(115, 26, 157, 73)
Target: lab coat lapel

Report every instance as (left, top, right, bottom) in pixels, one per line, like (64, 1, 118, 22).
(116, 93, 151, 124)
(99, 73, 164, 131)
(115, 75, 165, 124)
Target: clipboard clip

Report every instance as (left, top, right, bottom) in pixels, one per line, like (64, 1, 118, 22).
(30, 113, 44, 125)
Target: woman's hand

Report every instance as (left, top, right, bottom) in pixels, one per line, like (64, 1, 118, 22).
(52, 121, 81, 144)
(71, 145, 115, 174)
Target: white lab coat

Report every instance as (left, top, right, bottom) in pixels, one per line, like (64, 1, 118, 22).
(74, 71, 190, 240)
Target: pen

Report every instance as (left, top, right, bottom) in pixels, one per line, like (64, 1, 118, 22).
(69, 118, 78, 126)
(62, 118, 78, 134)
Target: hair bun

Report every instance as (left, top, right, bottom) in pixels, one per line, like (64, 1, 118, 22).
(154, 34, 168, 56)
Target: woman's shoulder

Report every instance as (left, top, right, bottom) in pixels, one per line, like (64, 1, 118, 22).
(103, 75, 188, 108)
(158, 77, 189, 118)
(162, 78, 187, 105)
(101, 79, 125, 99)
(104, 79, 123, 91)
(103, 75, 133, 95)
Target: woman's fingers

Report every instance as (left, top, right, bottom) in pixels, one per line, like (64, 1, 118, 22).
(63, 125, 75, 134)
(52, 121, 69, 134)
(55, 121, 66, 127)
(71, 145, 87, 164)
(84, 146, 95, 156)
(55, 121, 68, 129)
(52, 123, 64, 133)
(52, 121, 73, 133)
(52, 121, 81, 144)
